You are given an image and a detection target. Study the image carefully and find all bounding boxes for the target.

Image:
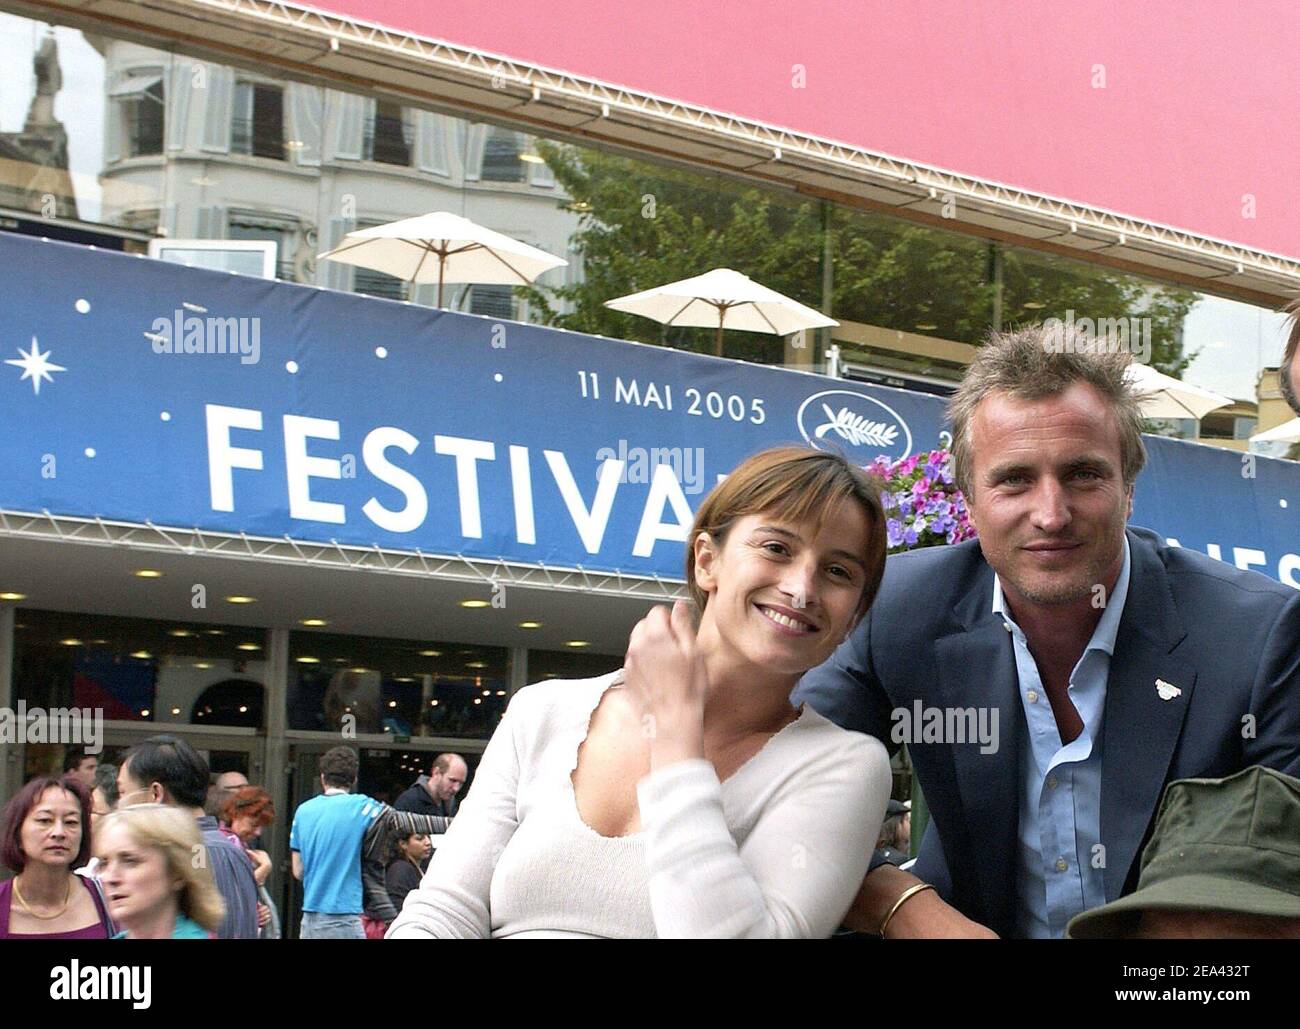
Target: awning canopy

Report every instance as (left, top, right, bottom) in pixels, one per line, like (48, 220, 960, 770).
(29, 0, 1300, 309)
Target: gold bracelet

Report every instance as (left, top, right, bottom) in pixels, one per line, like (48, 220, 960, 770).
(878, 882, 935, 937)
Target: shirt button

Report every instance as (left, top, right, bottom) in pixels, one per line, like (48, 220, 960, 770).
(1027, 690, 1038, 703)
(1003, 621, 1012, 632)
(1048, 774, 1058, 789)
(1055, 857, 1068, 872)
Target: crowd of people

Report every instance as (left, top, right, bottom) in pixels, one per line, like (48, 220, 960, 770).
(0, 739, 465, 940)
(2, 317, 1298, 939)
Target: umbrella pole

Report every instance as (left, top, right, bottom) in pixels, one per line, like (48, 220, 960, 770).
(437, 257, 445, 309)
(715, 306, 726, 357)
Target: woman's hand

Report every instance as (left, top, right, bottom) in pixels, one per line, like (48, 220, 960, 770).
(623, 600, 708, 770)
(249, 848, 272, 886)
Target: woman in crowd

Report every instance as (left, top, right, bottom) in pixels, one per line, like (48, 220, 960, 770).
(385, 830, 431, 913)
(0, 775, 115, 939)
(220, 785, 280, 938)
(95, 804, 224, 939)
(389, 446, 893, 938)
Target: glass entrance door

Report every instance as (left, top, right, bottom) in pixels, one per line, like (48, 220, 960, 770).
(280, 740, 481, 937)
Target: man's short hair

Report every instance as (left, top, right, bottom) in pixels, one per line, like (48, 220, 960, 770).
(948, 325, 1148, 497)
(93, 763, 119, 808)
(432, 753, 463, 775)
(320, 746, 359, 789)
(1280, 298, 1299, 416)
(62, 750, 94, 774)
(122, 735, 210, 809)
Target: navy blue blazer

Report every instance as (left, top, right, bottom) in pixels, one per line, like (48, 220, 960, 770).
(794, 526, 1300, 938)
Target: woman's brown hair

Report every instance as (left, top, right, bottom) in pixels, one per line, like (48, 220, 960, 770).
(685, 446, 887, 619)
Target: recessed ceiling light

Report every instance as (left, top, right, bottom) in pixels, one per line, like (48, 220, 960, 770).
(459, 600, 490, 609)
(133, 570, 163, 579)
(238, 705, 248, 713)
(467, 661, 488, 669)
(225, 596, 256, 605)
(496, 690, 507, 696)
(419, 650, 442, 657)
(60, 638, 82, 647)
(296, 656, 319, 664)
(130, 651, 152, 660)
(140, 709, 150, 717)
(565, 640, 590, 648)
(237, 643, 261, 652)
(473, 698, 482, 705)
(388, 700, 397, 708)
(349, 667, 368, 674)
(205, 630, 226, 636)
(194, 662, 212, 669)
(481, 689, 491, 696)
(171, 707, 181, 716)
(168, 629, 194, 637)
(518, 621, 542, 629)
(0, 592, 27, 601)
(300, 618, 328, 627)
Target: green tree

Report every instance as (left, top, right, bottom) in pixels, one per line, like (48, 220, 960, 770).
(523, 143, 1198, 374)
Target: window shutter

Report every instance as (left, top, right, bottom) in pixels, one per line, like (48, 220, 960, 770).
(414, 111, 448, 175)
(165, 62, 192, 152)
(464, 124, 486, 181)
(329, 93, 366, 161)
(322, 217, 356, 290)
(195, 204, 228, 239)
(287, 83, 323, 167)
(528, 139, 555, 187)
(105, 88, 122, 164)
(200, 65, 233, 153)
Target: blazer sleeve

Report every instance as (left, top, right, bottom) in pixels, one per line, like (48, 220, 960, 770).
(1245, 589, 1300, 777)
(911, 821, 954, 901)
(793, 608, 899, 754)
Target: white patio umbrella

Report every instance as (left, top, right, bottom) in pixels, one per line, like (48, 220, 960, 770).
(1123, 363, 1233, 421)
(317, 211, 567, 307)
(1250, 417, 1300, 445)
(604, 268, 837, 356)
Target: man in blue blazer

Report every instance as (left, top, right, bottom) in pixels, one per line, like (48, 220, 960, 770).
(795, 326, 1300, 939)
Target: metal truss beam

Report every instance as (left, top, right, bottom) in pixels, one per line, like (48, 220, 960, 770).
(0, 509, 686, 601)
(14, 0, 1300, 301)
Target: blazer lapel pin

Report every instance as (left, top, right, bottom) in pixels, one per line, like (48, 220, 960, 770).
(1155, 678, 1182, 701)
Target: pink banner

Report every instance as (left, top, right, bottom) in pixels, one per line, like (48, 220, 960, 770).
(307, 0, 1299, 260)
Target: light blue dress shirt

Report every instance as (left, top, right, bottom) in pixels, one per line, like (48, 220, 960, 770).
(992, 536, 1131, 939)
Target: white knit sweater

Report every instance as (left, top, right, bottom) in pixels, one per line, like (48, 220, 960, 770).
(386, 671, 891, 939)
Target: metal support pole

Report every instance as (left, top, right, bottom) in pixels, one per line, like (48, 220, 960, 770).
(0, 605, 17, 803)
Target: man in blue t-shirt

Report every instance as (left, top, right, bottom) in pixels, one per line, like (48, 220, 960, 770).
(291, 746, 451, 939)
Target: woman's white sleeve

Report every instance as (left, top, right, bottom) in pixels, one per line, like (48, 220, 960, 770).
(635, 734, 890, 938)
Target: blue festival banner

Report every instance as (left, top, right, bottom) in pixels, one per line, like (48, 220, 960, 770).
(0, 232, 1296, 587)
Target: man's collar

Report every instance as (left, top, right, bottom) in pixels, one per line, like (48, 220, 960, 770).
(991, 534, 1132, 655)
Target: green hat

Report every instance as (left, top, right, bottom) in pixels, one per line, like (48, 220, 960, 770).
(1067, 765, 1300, 939)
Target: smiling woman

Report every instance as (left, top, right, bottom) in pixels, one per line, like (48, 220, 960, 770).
(388, 446, 893, 939)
